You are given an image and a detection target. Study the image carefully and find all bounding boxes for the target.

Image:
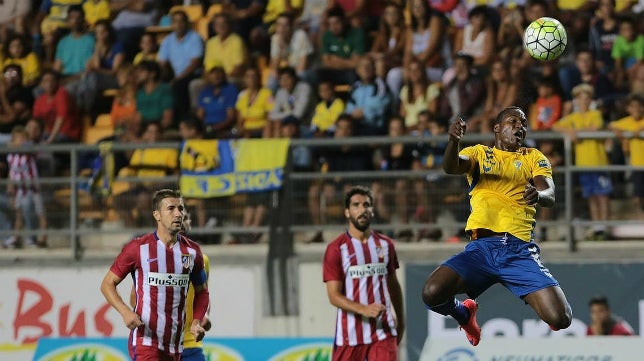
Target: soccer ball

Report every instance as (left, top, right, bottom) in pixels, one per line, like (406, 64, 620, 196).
(523, 17, 568, 61)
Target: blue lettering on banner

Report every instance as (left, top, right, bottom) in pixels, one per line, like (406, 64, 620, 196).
(235, 169, 283, 192)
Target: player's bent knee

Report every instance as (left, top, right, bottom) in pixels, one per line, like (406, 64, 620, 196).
(422, 281, 448, 306)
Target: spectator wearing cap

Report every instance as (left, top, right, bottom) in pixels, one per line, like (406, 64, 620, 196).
(196, 66, 239, 139)
(158, 9, 204, 126)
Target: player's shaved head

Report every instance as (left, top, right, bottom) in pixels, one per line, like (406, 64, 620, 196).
(495, 106, 526, 124)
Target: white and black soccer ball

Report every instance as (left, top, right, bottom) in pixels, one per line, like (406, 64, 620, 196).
(523, 17, 568, 61)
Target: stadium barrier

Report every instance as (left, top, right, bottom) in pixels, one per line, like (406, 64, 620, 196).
(0, 130, 643, 259)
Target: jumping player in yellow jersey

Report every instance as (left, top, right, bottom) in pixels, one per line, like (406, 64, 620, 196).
(421, 106, 572, 346)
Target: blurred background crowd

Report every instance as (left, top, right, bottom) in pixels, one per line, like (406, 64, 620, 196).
(0, 0, 643, 247)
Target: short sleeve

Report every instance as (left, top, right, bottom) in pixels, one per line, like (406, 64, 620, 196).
(109, 241, 139, 278)
(190, 249, 207, 287)
(322, 242, 343, 282)
(387, 241, 399, 274)
(531, 149, 553, 179)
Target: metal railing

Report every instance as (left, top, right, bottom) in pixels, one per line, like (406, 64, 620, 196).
(1, 130, 643, 259)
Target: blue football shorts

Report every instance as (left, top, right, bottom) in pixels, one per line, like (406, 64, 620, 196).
(579, 172, 612, 198)
(442, 234, 559, 300)
(181, 347, 206, 361)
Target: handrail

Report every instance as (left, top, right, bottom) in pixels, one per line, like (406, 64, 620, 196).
(1, 130, 642, 259)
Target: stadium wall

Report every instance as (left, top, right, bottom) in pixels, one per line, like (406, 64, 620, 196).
(2, 243, 644, 361)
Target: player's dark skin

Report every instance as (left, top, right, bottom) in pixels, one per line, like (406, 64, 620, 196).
(422, 108, 573, 330)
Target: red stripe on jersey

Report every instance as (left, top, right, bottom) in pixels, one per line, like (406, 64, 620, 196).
(344, 236, 363, 345)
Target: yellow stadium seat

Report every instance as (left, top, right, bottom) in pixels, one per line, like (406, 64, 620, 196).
(197, 4, 222, 40)
(95, 113, 113, 128)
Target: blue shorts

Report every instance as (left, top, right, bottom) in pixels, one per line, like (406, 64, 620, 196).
(579, 172, 612, 198)
(182, 347, 206, 361)
(442, 234, 559, 299)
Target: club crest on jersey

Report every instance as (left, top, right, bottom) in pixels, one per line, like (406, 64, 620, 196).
(514, 160, 522, 169)
(181, 254, 193, 269)
(376, 246, 385, 260)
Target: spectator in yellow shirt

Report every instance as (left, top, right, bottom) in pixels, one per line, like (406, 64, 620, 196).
(132, 33, 158, 65)
(310, 80, 344, 137)
(609, 93, 644, 214)
(553, 84, 612, 240)
(2, 34, 41, 87)
(190, 13, 248, 111)
(235, 67, 274, 138)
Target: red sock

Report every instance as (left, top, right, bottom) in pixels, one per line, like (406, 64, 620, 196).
(549, 325, 559, 331)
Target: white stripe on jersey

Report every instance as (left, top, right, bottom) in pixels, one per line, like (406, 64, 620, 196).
(140, 244, 152, 347)
(155, 241, 167, 351)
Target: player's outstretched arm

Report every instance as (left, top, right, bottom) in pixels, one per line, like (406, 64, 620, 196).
(443, 117, 474, 175)
(101, 271, 143, 330)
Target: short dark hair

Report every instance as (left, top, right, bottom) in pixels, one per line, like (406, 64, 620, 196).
(588, 295, 610, 308)
(326, 6, 345, 19)
(278, 66, 297, 80)
(41, 68, 61, 82)
(3, 63, 23, 77)
(67, 4, 85, 18)
(137, 60, 161, 81)
(180, 116, 204, 135)
(153, 189, 182, 211)
(494, 106, 526, 124)
(344, 185, 374, 209)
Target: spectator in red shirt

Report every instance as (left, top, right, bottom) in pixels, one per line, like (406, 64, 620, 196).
(32, 69, 81, 143)
(587, 295, 635, 336)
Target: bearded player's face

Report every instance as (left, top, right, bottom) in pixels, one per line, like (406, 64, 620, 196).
(345, 194, 373, 232)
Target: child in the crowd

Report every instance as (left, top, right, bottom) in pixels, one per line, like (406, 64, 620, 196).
(611, 17, 644, 91)
(531, 77, 562, 131)
(554, 84, 612, 240)
(310, 80, 344, 137)
(110, 64, 139, 134)
(5, 126, 47, 248)
(133, 33, 159, 65)
(609, 93, 644, 215)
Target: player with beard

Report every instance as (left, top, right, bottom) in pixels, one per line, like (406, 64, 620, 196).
(421, 106, 573, 346)
(323, 185, 405, 361)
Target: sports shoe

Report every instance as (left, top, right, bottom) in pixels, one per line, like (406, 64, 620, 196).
(460, 299, 481, 346)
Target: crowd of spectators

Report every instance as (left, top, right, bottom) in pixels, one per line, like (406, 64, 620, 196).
(0, 0, 643, 246)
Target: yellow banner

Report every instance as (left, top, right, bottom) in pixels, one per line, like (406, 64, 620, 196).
(180, 138, 290, 198)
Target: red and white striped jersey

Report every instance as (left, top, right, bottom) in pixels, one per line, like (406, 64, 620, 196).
(323, 231, 400, 346)
(7, 152, 39, 195)
(110, 232, 207, 355)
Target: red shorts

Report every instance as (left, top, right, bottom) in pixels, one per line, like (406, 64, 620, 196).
(332, 336, 398, 361)
(129, 345, 181, 361)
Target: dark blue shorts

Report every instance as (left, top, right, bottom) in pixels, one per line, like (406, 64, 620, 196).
(181, 347, 206, 361)
(579, 172, 612, 198)
(442, 234, 559, 299)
